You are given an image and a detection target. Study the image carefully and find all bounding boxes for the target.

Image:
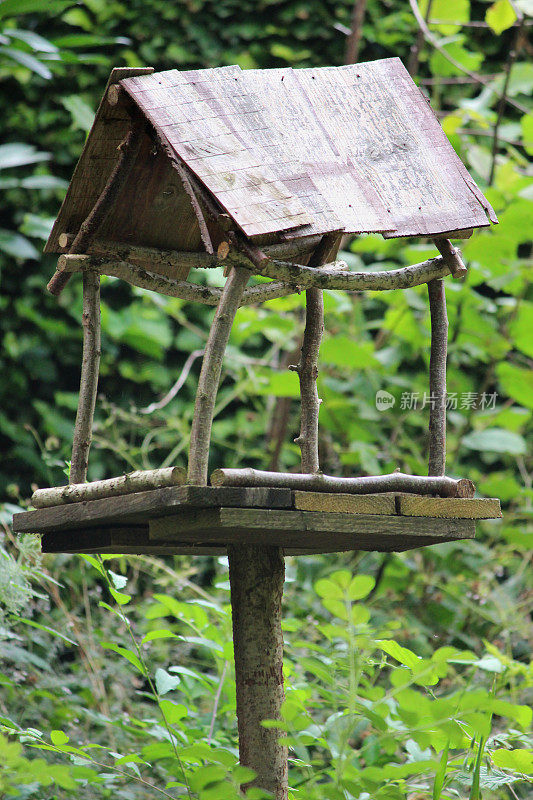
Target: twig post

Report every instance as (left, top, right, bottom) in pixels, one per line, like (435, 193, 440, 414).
(70, 270, 101, 484)
(427, 278, 448, 476)
(293, 233, 341, 472)
(187, 265, 251, 485)
(228, 545, 287, 799)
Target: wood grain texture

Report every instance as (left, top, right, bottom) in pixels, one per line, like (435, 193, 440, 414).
(149, 508, 475, 552)
(12, 485, 293, 534)
(47, 61, 495, 254)
(397, 495, 502, 519)
(45, 67, 155, 254)
(294, 491, 396, 514)
(41, 527, 225, 555)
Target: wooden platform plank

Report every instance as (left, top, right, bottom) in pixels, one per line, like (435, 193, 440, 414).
(41, 527, 225, 556)
(397, 495, 502, 519)
(149, 508, 475, 552)
(12, 485, 293, 534)
(294, 491, 396, 514)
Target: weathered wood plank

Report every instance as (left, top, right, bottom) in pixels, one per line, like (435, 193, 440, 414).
(149, 508, 475, 552)
(45, 67, 155, 254)
(12, 485, 294, 534)
(121, 66, 313, 239)
(294, 491, 396, 514)
(41, 527, 225, 555)
(397, 495, 502, 519)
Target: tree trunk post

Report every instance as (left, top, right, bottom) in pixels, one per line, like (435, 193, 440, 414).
(70, 269, 101, 484)
(427, 278, 448, 476)
(228, 544, 287, 799)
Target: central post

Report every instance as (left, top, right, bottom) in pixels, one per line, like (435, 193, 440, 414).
(228, 545, 287, 798)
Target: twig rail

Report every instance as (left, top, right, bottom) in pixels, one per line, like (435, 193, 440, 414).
(211, 468, 475, 498)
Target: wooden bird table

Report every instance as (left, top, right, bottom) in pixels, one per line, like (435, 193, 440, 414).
(20, 60, 504, 799)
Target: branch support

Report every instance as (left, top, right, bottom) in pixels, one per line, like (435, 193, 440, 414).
(70, 270, 101, 484)
(427, 278, 448, 476)
(187, 265, 251, 485)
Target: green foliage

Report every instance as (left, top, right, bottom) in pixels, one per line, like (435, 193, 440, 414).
(0, 0, 532, 798)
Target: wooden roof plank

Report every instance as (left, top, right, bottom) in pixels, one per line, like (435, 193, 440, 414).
(121, 66, 313, 238)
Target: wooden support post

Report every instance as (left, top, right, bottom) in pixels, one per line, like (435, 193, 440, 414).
(47, 124, 144, 296)
(228, 544, 287, 800)
(70, 270, 101, 484)
(187, 265, 251, 485)
(293, 233, 341, 472)
(427, 278, 448, 476)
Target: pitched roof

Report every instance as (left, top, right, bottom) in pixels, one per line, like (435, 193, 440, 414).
(46, 60, 496, 253)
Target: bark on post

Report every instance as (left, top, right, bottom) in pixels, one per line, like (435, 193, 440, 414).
(187, 265, 251, 484)
(228, 544, 287, 800)
(293, 233, 341, 472)
(427, 278, 448, 476)
(70, 270, 101, 484)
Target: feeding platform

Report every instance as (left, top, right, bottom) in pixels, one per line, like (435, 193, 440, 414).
(13, 483, 501, 556)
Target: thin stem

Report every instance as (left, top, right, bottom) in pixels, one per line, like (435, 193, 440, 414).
(96, 556, 192, 800)
(489, 18, 524, 185)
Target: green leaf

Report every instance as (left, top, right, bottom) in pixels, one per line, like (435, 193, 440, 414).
(461, 428, 526, 455)
(509, 302, 533, 357)
(100, 642, 145, 673)
(5, 28, 58, 53)
(155, 667, 180, 695)
(486, 0, 517, 34)
(159, 698, 188, 723)
(0, 228, 38, 259)
(433, 740, 450, 800)
(347, 575, 375, 600)
(109, 588, 131, 606)
(10, 616, 78, 646)
(376, 640, 421, 670)
(0, 0, 73, 17)
(497, 362, 533, 409)
(50, 730, 69, 746)
(108, 570, 127, 590)
(61, 95, 95, 132)
(142, 629, 176, 643)
(492, 748, 533, 775)
(0, 143, 49, 169)
(321, 336, 380, 369)
(189, 764, 227, 791)
(0, 46, 52, 79)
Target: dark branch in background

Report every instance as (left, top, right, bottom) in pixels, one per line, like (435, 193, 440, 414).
(47, 124, 144, 296)
(489, 13, 525, 185)
(408, 0, 433, 77)
(345, 0, 368, 64)
(407, 0, 528, 114)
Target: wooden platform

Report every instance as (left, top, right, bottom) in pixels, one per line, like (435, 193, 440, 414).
(12, 485, 501, 556)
